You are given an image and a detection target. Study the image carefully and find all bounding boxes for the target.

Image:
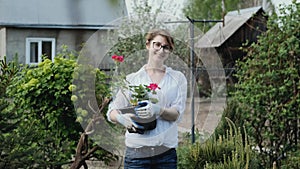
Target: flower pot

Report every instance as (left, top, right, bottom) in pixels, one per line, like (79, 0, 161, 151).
(130, 115, 157, 134)
(119, 105, 157, 134)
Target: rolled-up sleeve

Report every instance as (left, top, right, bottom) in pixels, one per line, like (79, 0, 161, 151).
(106, 89, 130, 123)
(167, 72, 187, 122)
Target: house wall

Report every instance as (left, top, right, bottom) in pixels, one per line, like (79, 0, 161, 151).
(5, 28, 105, 63)
(0, 28, 6, 60)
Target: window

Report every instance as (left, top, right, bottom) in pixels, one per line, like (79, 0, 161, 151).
(26, 38, 55, 65)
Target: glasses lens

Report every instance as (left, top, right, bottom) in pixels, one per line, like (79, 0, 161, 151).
(153, 42, 171, 53)
(163, 46, 171, 53)
(153, 42, 161, 50)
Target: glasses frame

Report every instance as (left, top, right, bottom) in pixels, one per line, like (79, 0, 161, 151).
(152, 41, 172, 53)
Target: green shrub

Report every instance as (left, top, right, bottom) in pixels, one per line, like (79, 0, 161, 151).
(213, 98, 245, 138)
(0, 55, 21, 168)
(178, 118, 260, 169)
(280, 144, 300, 169)
(4, 52, 82, 168)
(234, 1, 300, 167)
(1, 46, 113, 168)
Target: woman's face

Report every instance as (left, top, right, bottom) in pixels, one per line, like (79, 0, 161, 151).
(146, 35, 171, 63)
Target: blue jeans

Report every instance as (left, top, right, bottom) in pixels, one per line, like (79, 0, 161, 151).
(124, 147, 177, 169)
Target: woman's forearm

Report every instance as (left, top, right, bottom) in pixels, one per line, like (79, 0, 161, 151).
(160, 107, 179, 121)
(109, 109, 120, 123)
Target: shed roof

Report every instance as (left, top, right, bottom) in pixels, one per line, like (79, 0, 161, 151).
(0, 0, 127, 29)
(195, 6, 263, 48)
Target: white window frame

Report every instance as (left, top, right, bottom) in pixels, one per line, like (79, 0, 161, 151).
(25, 38, 56, 65)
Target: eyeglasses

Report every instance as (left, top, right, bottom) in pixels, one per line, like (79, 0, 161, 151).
(152, 42, 172, 53)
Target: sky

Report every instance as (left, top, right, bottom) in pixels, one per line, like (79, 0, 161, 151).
(272, 0, 294, 6)
(271, 0, 297, 14)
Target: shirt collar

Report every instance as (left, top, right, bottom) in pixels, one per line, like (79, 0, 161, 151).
(140, 65, 171, 74)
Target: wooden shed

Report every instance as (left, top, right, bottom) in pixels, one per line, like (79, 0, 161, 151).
(195, 6, 268, 84)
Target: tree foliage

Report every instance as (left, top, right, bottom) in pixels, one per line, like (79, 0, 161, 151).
(183, 0, 241, 31)
(183, 0, 269, 31)
(105, 0, 191, 77)
(233, 1, 300, 167)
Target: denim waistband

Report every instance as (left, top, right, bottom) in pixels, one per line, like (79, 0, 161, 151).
(125, 146, 175, 159)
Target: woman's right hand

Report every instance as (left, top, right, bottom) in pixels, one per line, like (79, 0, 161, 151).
(116, 113, 138, 131)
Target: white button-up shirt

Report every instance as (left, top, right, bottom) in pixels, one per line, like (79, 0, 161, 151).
(107, 65, 187, 148)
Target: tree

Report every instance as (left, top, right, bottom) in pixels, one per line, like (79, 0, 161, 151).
(107, 0, 192, 74)
(183, 0, 268, 31)
(233, 1, 300, 168)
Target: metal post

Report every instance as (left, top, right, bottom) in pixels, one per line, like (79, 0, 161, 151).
(187, 16, 195, 143)
(166, 17, 224, 144)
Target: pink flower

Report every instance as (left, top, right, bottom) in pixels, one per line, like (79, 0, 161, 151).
(112, 55, 124, 62)
(147, 83, 160, 91)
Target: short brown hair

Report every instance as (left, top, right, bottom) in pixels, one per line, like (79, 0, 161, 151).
(145, 28, 174, 51)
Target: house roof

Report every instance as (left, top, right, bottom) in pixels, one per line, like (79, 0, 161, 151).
(0, 0, 127, 29)
(195, 6, 263, 48)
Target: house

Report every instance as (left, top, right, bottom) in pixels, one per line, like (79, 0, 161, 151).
(195, 6, 267, 84)
(0, 0, 127, 65)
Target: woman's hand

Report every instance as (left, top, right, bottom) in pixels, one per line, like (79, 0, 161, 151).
(116, 113, 138, 131)
(135, 100, 161, 119)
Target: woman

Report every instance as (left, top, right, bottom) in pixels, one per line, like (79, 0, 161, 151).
(107, 28, 187, 169)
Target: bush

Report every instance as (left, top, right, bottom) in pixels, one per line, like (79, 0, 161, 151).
(0, 55, 21, 168)
(177, 118, 260, 169)
(280, 144, 300, 169)
(1, 46, 113, 168)
(4, 52, 82, 168)
(213, 98, 245, 138)
(234, 1, 300, 167)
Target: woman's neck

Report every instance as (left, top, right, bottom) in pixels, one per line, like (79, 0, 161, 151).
(145, 64, 165, 72)
(144, 64, 166, 84)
